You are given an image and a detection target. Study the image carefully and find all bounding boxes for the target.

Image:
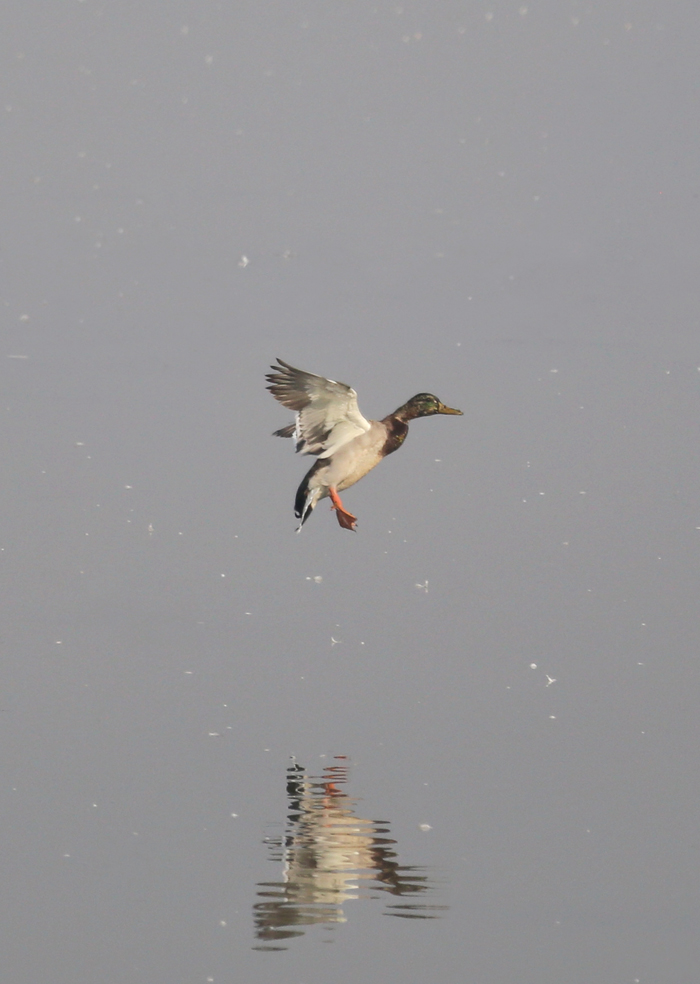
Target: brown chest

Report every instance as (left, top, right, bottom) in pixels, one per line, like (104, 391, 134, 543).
(381, 419, 409, 457)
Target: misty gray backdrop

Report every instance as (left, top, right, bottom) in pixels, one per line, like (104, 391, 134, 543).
(2, 2, 699, 982)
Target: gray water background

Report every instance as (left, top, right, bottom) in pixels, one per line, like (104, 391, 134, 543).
(2, 2, 699, 981)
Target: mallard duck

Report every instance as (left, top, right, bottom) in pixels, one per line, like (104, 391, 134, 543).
(266, 358, 463, 532)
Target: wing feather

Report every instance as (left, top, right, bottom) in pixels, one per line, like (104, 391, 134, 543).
(266, 358, 371, 456)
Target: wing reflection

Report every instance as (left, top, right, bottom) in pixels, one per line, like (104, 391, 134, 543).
(253, 758, 446, 949)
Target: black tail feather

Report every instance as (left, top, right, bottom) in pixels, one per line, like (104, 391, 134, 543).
(294, 459, 324, 524)
(273, 423, 295, 439)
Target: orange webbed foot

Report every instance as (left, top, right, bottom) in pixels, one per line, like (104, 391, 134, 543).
(329, 487, 357, 532)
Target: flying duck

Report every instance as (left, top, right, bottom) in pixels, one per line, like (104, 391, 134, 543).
(266, 358, 462, 532)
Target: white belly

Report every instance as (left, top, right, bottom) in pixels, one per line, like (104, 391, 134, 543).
(319, 424, 387, 493)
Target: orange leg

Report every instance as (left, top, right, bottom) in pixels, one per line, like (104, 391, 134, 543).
(322, 782, 345, 797)
(329, 486, 357, 531)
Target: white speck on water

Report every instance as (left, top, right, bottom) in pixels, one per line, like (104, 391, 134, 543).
(238, 255, 249, 267)
(419, 823, 432, 831)
(331, 637, 341, 646)
(230, 813, 238, 818)
(549, 715, 557, 720)
(546, 675, 556, 687)
(530, 663, 537, 669)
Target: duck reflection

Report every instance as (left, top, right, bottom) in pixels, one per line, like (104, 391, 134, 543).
(253, 758, 446, 948)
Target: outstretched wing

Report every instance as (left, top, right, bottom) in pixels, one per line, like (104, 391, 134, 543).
(266, 358, 371, 457)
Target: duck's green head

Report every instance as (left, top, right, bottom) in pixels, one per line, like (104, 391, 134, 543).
(396, 393, 463, 421)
